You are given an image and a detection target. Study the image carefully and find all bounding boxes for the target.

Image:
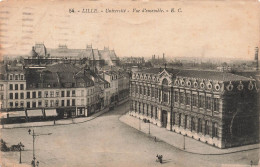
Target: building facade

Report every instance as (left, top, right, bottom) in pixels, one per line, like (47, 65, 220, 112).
(0, 63, 111, 123)
(129, 67, 259, 148)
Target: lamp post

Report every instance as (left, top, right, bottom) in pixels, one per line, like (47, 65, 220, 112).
(18, 142, 24, 164)
(183, 135, 186, 150)
(28, 129, 52, 167)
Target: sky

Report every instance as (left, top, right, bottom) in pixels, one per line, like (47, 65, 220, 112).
(0, 0, 259, 61)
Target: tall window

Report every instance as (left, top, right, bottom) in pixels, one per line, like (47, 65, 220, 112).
(184, 115, 188, 129)
(61, 91, 65, 97)
(50, 91, 54, 97)
(143, 86, 146, 95)
(72, 99, 75, 106)
(206, 97, 211, 110)
(20, 84, 24, 90)
(45, 100, 48, 107)
(67, 91, 70, 97)
(163, 93, 168, 103)
(15, 93, 18, 99)
(44, 91, 48, 98)
(139, 86, 142, 94)
(20, 93, 24, 99)
(180, 92, 184, 104)
(151, 87, 154, 97)
(205, 120, 210, 135)
(67, 100, 70, 106)
(191, 94, 197, 107)
(147, 87, 150, 96)
(15, 84, 18, 90)
(213, 98, 219, 111)
(9, 93, 13, 99)
(198, 95, 204, 108)
(186, 94, 190, 105)
(56, 91, 60, 97)
(198, 118, 202, 133)
(32, 92, 36, 98)
(212, 122, 218, 138)
(55, 100, 59, 106)
(27, 92, 30, 99)
(135, 85, 138, 94)
(178, 113, 182, 127)
(38, 91, 42, 98)
(191, 117, 195, 131)
(174, 91, 179, 102)
(72, 90, 76, 97)
(38, 101, 42, 107)
(9, 84, 13, 90)
(172, 112, 176, 125)
(62, 100, 65, 106)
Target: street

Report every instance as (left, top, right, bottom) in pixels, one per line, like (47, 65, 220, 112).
(1, 102, 259, 167)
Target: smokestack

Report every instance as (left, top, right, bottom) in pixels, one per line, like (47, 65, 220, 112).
(255, 47, 259, 71)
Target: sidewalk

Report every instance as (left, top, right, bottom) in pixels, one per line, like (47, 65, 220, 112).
(1, 108, 109, 129)
(119, 113, 260, 155)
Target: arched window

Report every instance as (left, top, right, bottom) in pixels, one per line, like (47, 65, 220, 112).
(162, 78, 168, 86)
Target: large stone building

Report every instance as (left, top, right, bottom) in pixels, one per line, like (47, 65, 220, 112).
(129, 67, 259, 148)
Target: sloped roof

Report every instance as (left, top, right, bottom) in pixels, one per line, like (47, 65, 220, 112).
(138, 68, 251, 81)
(42, 63, 80, 73)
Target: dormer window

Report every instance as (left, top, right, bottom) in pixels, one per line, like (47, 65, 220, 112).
(15, 75, 19, 80)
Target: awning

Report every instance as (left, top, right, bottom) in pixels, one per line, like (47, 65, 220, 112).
(7, 111, 26, 118)
(45, 109, 57, 117)
(26, 110, 43, 117)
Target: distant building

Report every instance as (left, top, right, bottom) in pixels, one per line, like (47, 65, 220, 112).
(24, 44, 120, 67)
(216, 66, 232, 72)
(129, 67, 259, 148)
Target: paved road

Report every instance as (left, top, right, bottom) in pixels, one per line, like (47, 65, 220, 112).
(1, 102, 259, 167)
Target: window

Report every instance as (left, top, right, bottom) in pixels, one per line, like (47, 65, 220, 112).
(72, 90, 76, 97)
(184, 115, 188, 129)
(178, 113, 182, 127)
(180, 92, 184, 104)
(15, 75, 18, 80)
(81, 90, 84, 97)
(139, 85, 142, 94)
(0, 84, 3, 91)
(155, 88, 158, 98)
(38, 101, 42, 107)
(9, 93, 13, 99)
(50, 91, 54, 97)
(72, 99, 75, 106)
(45, 100, 48, 107)
(27, 92, 31, 99)
(15, 101, 18, 107)
(44, 91, 48, 98)
(61, 91, 65, 97)
(55, 100, 59, 106)
(15, 93, 18, 99)
(38, 91, 42, 98)
(172, 112, 176, 125)
(50, 100, 54, 107)
(20, 84, 24, 90)
(191, 94, 197, 107)
(10, 102, 13, 108)
(205, 120, 210, 135)
(213, 98, 219, 111)
(198, 118, 202, 133)
(20, 101, 24, 107)
(62, 100, 65, 106)
(212, 122, 218, 138)
(20, 93, 24, 99)
(67, 91, 70, 97)
(198, 95, 204, 108)
(9, 84, 13, 90)
(15, 84, 18, 90)
(151, 87, 154, 97)
(9, 74, 13, 80)
(56, 91, 59, 97)
(32, 102, 36, 108)
(147, 87, 150, 96)
(186, 94, 190, 105)
(191, 117, 195, 131)
(67, 100, 70, 106)
(174, 91, 179, 102)
(206, 97, 211, 110)
(27, 102, 30, 108)
(135, 86, 138, 94)
(163, 92, 168, 103)
(32, 92, 36, 98)
(143, 86, 146, 95)
(20, 75, 24, 80)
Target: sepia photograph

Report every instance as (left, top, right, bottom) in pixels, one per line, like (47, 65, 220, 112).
(0, 0, 259, 166)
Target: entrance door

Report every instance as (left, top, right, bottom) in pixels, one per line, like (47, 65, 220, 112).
(162, 110, 167, 128)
